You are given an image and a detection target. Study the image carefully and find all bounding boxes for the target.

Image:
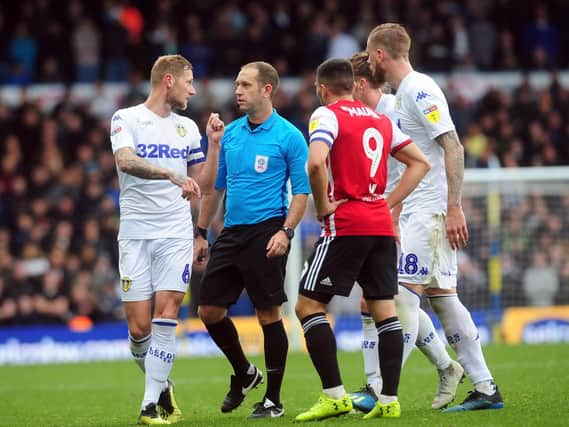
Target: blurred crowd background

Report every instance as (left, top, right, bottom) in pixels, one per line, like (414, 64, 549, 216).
(1, 0, 569, 82)
(1, 0, 569, 326)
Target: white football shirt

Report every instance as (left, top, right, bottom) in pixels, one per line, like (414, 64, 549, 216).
(394, 71, 455, 215)
(375, 93, 400, 197)
(110, 104, 205, 240)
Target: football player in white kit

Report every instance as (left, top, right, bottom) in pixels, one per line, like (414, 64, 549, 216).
(366, 25, 504, 412)
(348, 52, 464, 412)
(110, 54, 224, 425)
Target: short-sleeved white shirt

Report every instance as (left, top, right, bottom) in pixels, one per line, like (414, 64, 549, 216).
(374, 93, 401, 196)
(394, 71, 455, 215)
(110, 104, 204, 240)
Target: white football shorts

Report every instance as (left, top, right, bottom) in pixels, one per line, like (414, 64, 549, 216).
(397, 212, 457, 289)
(118, 238, 193, 302)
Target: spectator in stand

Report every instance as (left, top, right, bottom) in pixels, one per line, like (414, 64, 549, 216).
(522, 252, 559, 306)
(523, 3, 560, 69)
(495, 30, 520, 70)
(0, 274, 18, 325)
(301, 12, 328, 72)
(180, 21, 212, 79)
(72, 18, 101, 83)
(468, 6, 497, 70)
(102, 2, 130, 82)
(8, 22, 37, 84)
(557, 259, 569, 305)
(34, 270, 69, 324)
(326, 16, 360, 59)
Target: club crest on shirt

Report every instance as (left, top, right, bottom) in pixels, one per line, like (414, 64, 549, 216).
(121, 276, 132, 292)
(254, 155, 269, 173)
(176, 123, 187, 137)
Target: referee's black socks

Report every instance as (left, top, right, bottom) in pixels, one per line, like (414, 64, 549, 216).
(262, 320, 288, 404)
(205, 317, 250, 376)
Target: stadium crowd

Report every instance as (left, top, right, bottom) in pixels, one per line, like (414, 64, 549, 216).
(1, 0, 568, 83)
(1, 0, 569, 326)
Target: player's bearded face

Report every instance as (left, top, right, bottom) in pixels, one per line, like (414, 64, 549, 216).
(369, 55, 386, 85)
(366, 42, 387, 85)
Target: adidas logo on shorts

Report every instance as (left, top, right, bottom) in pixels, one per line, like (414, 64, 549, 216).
(319, 277, 333, 286)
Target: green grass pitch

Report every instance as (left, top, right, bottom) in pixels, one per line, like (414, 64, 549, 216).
(1, 344, 568, 426)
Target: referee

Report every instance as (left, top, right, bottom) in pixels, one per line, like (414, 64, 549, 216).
(194, 61, 309, 419)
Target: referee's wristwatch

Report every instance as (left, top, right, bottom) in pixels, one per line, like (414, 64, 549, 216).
(280, 226, 295, 240)
(195, 226, 208, 240)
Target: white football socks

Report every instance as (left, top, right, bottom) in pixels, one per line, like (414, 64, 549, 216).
(129, 333, 151, 373)
(360, 312, 382, 396)
(395, 285, 420, 365)
(416, 308, 452, 370)
(142, 318, 178, 409)
(428, 295, 494, 390)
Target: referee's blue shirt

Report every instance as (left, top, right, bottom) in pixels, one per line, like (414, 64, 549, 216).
(215, 109, 310, 227)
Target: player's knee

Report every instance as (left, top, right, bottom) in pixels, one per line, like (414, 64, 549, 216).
(425, 287, 456, 297)
(198, 305, 225, 324)
(294, 299, 310, 320)
(128, 323, 151, 340)
(256, 306, 281, 326)
(360, 297, 369, 313)
(295, 297, 321, 320)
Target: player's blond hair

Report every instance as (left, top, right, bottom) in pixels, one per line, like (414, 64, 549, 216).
(350, 52, 381, 89)
(242, 61, 280, 97)
(368, 23, 411, 60)
(150, 55, 193, 86)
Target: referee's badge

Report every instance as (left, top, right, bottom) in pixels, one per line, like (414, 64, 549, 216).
(121, 276, 132, 292)
(254, 155, 269, 173)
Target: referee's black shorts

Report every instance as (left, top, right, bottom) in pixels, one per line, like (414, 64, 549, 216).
(299, 235, 397, 304)
(199, 216, 288, 309)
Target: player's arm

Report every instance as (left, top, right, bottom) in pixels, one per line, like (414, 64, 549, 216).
(435, 129, 469, 250)
(308, 141, 331, 219)
(391, 202, 403, 244)
(188, 113, 224, 193)
(193, 188, 224, 264)
(114, 146, 201, 197)
(388, 142, 431, 209)
(266, 132, 310, 258)
(266, 193, 307, 258)
(307, 107, 346, 220)
(115, 146, 171, 180)
(308, 141, 347, 219)
(193, 116, 226, 264)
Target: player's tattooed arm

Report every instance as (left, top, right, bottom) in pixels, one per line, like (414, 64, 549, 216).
(435, 130, 464, 207)
(436, 130, 469, 249)
(115, 147, 199, 197)
(115, 147, 171, 180)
